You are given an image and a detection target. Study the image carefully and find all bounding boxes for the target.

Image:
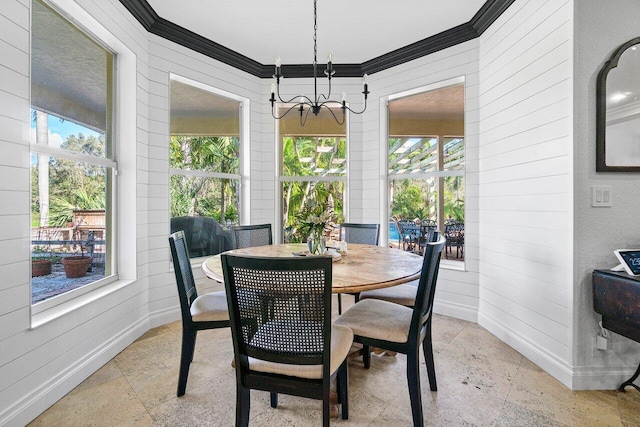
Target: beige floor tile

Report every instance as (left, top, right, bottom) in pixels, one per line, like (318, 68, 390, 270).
(30, 314, 639, 427)
(617, 389, 640, 427)
(29, 377, 147, 427)
(70, 360, 123, 395)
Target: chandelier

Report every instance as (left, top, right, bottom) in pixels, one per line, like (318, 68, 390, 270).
(269, 0, 369, 126)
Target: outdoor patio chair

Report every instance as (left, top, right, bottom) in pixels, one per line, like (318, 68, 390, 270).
(169, 230, 230, 397)
(221, 254, 352, 427)
(170, 216, 233, 257)
(335, 236, 446, 427)
(231, 223, 273, 249)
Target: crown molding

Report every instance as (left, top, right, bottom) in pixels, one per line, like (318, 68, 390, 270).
(119, 0, 514, 78)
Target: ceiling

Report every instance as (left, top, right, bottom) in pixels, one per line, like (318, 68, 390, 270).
(146, 0, 487, 65)
(121, 0, 514, 77)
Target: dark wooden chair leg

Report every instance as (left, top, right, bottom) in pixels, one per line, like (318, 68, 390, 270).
(338, 360, 349, 419)
(407, 349, 424, 427)
(177, 328, 196, 396)
(338, 294, 343, 314)
(270, 392, 278, 408)
(619, 360, 640, 392)
(423, 323, 437, 391)
(363, 344, 371, 369)
(322, 382, 330, 427)
(238, 386, 250, 427)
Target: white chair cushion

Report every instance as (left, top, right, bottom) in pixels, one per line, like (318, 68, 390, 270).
(335, 298, 413, 343)
(359, 280, 418, 306)
(190, 291, 229, 322)
(249, 324, 353, 379)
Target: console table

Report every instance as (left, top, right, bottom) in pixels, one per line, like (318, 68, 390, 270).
(592, 269, 640, 392)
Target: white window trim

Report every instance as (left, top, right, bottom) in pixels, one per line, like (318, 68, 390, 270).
(31, 0, 138, 326)
(381, 76, 467, 269)
(168, 74, 249, 224)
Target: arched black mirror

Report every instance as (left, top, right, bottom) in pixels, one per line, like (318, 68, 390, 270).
(596, 37, 640, 172)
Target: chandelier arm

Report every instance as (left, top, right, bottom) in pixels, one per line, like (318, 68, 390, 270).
(343, 97, 369, 115)
(300, 105, 313, 127)
(320, 104, 345, 126)
(272, 102, 308, 120)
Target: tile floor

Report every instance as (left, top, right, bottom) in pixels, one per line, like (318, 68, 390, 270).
(29, 301, 640, 426)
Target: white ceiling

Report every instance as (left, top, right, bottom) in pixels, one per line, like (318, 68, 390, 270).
(147, 0, 487, 65)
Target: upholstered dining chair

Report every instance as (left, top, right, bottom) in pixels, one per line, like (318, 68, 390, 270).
(169, 230, 230, 397)
(337, 222, 380, 313)
(335, 236, 446, 427)
(359, 231, 440, 308)
(231, 223, 273, 249)
(221, 254, 353, 427)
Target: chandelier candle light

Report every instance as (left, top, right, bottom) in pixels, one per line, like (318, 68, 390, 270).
(269, 0, 369, 126)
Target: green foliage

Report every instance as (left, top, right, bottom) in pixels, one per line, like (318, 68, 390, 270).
(32, 133, 107, 227)
(169, 136, 240, 222)
(391, 180, 431, 220)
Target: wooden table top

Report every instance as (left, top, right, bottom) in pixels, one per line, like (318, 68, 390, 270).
(202, 243, 424, 294)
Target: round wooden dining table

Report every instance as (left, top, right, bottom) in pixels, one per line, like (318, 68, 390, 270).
(201, 243, 424, 293)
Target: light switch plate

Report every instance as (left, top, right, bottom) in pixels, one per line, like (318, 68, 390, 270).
(591, 186, 612, 207)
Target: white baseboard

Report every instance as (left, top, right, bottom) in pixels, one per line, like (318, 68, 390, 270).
(478, 311, 574, 389)
(434, 299, 478, 323)
(571, 362, 639, 390)
(149, 305, 181, 329)
(1, 316, 150, 427)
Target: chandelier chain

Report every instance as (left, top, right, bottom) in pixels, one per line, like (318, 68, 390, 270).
(313, 0, 317, 64)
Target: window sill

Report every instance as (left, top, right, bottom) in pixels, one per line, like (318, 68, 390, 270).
(31, 278, 135, 329)
(440, 259, 465, 272)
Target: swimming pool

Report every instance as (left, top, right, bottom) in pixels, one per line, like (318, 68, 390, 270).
(389, 222, 399, 242)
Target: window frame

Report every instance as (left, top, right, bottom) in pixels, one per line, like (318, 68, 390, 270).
(383, 77, 466, 268)
(168, 75, 248, 261)
(29, 0, 138, 324)
(30, 0, 119, 313)
(276, 120, 350, 244)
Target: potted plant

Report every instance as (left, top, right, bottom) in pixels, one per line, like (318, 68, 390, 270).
(61, 246, 92, 278)
(32, 257, 52, 277)
(31, 245, 52, 277)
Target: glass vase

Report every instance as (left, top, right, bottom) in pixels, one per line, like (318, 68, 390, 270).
(308, 230, 326, 255)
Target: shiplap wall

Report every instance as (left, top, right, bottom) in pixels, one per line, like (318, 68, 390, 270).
(477, 0, 574, 385)
(1, 0, 152, 424)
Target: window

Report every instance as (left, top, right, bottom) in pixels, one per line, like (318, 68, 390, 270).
(278, 107, 346, 242)
(388, 81, 465, 262)
(30, 0, 116, 304)
(169, 78, 241, 258)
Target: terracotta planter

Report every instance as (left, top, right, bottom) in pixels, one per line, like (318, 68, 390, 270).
(62, 256, 91, 278)
(32, 259, 52, 277)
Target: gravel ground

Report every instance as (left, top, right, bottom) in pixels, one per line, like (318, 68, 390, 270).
(32, 262, 106, 303)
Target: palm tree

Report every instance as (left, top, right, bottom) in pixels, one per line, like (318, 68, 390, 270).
(35, 110, 49, 227)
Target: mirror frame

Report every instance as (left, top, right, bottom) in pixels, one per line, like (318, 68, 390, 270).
(596, 37, 640, 172)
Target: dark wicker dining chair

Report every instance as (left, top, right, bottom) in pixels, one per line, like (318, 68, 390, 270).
(335, 236, 446, 427)
(231, 223, 273, 249)
(168, 230, 230, 397)
(221, 254, 353, 427)
(337, 222, 380, 313)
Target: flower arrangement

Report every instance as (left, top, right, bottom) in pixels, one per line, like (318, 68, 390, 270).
(297, 203, 336, 254)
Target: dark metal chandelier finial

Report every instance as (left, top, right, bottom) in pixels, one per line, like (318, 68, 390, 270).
(269, 0, 369, 126)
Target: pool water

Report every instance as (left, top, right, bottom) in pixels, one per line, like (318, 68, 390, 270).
(389, 222, 399, 242)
